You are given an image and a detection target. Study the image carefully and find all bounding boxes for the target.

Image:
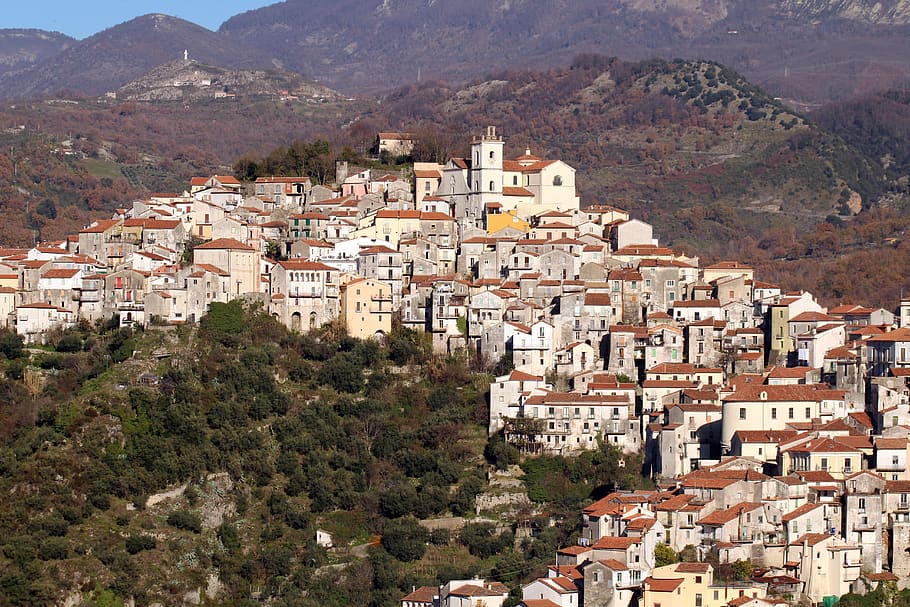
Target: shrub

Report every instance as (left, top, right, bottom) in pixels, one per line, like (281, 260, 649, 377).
(381, 517, 428, 562)
(217, 523, 240, 552)
(428, 528, 450, 545)
(55, 333, 83, 353)
(125, 535, 156, 555)
(166, 510, 202, 534)
(38, 538, 68, 560)
(458, 523, 512, 559)
(0, 331, 23, 359)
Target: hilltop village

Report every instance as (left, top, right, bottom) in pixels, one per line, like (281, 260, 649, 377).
(3, 127, 910, 606)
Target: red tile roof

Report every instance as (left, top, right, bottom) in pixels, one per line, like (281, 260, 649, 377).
(591, 536, 639, 550)
(643, 577, 684, 592)
(698, 502, 762, 526)
(781, 502, 821, 522)
(42, 268, 80, 279)
(195, 238, 254, 251)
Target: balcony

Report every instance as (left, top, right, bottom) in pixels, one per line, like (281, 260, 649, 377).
(877, 462, 906, 472)
(853, 520, 876, 532)
(291, 289, 325, 298)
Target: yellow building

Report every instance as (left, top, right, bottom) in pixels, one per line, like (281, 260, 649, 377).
(192, 238, 261, 296)
(643, 562, 765, 607)
(486, 209, 530, 235)
(781, 436, 863, 480)
(340, 277, 393, 340)
(352, 210, 421, 248)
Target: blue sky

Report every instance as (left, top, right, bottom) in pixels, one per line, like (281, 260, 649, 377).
(6, 1, 278, 39)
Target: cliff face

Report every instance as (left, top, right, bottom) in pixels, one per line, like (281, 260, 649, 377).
(779, 0, 910, 24)
(217, 0, 910, 100)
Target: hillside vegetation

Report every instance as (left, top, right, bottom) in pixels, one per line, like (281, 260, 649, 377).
(0, 304, 635, 606)
(0, 94, 366, 244)
(2, 56, 909, 305)
(371, 57, 884, 252)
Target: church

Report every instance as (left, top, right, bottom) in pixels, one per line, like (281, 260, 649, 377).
(434, 126, 580, 231)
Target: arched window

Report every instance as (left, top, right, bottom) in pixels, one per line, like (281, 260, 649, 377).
(489, 180, 495, 191)
(489, 150, 494, 160)
(553, 175, 563, 186)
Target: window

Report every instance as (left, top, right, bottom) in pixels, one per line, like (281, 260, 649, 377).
(513, 175, 518, 185)
(695, 594, 703, 607)
(788, 407, 794, 419)
(739, 408, 746, 420)
(771, 408, 777, 420)
(806, 407, 811, 419)
(553, 175, 562, 186)
(821, 458, 829, 471)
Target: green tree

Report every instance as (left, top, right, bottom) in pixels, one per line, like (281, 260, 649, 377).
(0, 331, 24, 359)
(485, 433, 520, 470)
(679, 544, 699, 562)
(458, 523, 512, 559)
(217, 522, 241, 552)
(380, 517, 428, 562)
(201, 301, 247, 345)
(731, 559, 753, 581)
(654, 543, 679, 567)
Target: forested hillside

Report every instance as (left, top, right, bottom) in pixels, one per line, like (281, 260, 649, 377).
(366, 57, 884, 252)
(0, 304, 636, 606)
(0, 95, 365, 244)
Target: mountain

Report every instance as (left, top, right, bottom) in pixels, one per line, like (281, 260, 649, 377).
(116, 59, 340, 103)
(781, 0, 910, 23)
(0, 29, 73, 79)
(0, 14, 277, 100)
(362, 56, 888, 262)
(219, 0, 910, 103)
